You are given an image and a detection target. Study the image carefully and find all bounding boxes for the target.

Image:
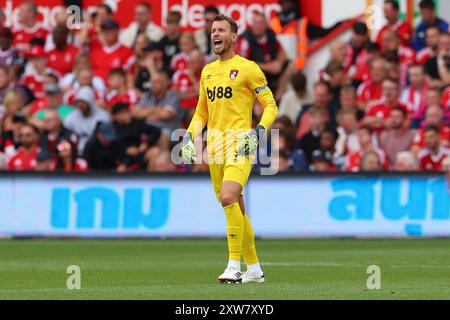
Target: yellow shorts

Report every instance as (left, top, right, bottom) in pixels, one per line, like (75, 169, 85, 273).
(209, 161, 252, 202)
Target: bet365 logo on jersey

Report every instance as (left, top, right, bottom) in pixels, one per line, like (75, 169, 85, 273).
(206, 86, 233, 102)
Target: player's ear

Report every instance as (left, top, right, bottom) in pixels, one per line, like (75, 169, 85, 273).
(231, 32, 237, 44)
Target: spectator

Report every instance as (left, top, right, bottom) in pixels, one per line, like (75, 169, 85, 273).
(158, 11, 182, 72)
(12, 1, 49, 55)
(278, 71, 307, 123)
(148, 150, 177, 172)
(135, 42, 170, 93)
(296, 81, 334, 139)
(1, 91, 24, 131)
(89, 19, 136, 84)
(357, 57, 387, 109)
(376, 0, 412, 48)
(364, 78, 410, 133)
(1, 113, 27, 158)
(400, 64, 429, 121)
(82, 121, 121, 170)
(413, 0, 449, 52)
(46, 24, 80, 77)
(394, 151, 418, 171)
(194, 5, 220, 61)
(111, 102, 162, 171)
(133, 33, 151, 64)
(0, 27, 21, 70)
(416, 25, 440, 64)
(78, 3, 113, 47)
(21, 45, 48, 99)
(38, 109, 78, 159)
(353, 42, 381, 85)
(339, 85, 364, 120)
(294, 105, 327, 162)
(31, 84, 74, 127)
(379, 107, 415, 165)
(310, 149, 334, 172)
(346, 125, 388, 172)
(323, 61, 350, 119)
(347, 22, 369, 73)
(238, 12, 288, 92)
(334, 109, 360, 169)
(64, 86, 111, 154)
(424, 31, 450, 87)
(270, 150, 291, 173)
(171, 32, 198, 73)
(7, 123, 39, 171)
(380, 28, 415, 67)
(171, 49, 204, 123)
(133, 71, 181, 136)
(52, 138, 88, 172)
(104, 68, 139, 110)
(359, 150, 383, 171)
(119, 2, 164, 48)
(411, 104, 450, 154)
(418, 124, 450, 171)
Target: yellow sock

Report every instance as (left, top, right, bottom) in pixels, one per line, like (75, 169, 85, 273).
(242, 214, 259, 265)
(223, 202, 244, 261)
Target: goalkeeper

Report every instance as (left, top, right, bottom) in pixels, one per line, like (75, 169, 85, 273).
(181, 14, 278, 284)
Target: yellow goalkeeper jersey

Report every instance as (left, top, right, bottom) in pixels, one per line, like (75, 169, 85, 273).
(187, 54, 278, 157)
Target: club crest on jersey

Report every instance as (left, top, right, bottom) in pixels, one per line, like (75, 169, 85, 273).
(229, 69, 239, 80)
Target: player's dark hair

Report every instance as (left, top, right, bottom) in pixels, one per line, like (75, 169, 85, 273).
(204, 5, 220, 15)
(384, 0, 400, 11)
(213, 14, 238, 34)
(352, 22, 368, 36)
(419, 0, 435, 10)
(290, 71, 307, 93)
(424, 124, 440, 134)
(381, 51, 400, 64)
(29, 37, 46, 47)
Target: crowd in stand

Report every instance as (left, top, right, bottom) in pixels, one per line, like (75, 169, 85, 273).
(0, 0, 449, 173)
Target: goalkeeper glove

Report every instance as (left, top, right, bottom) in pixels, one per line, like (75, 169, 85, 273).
(181, 132, 197, 163)
(236, 125, 265, 156)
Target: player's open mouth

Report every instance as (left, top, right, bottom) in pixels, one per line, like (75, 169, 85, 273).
(213, 39, 223, 49)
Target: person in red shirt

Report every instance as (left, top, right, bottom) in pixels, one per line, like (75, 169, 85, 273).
(346, 125, 389, 172)
(21, 45, 48, 98)
(104, 68, 139, 110)
(411, 104, 450, 153)
(400, 64, 429, 118)
(46, 24, 80, 78)
(416, 25, 440, 64)
(89, 19, 136, 84)
(442, 86, 450, 109)
(357, 57, 387, 109)
(12, 2, 48, 55)
(171, 49, 204, 122)
(7, 123, 40, 171)
(78, 3, 113, 47)
(353, 42, 381, 85)
(364, 77, 410, 133)
(376, 0, 412, 48)
(418, 124, 450, 171)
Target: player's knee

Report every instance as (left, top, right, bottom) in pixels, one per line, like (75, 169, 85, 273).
(220, 190, 239, 207)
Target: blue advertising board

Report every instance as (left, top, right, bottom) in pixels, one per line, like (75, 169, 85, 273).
(1, 173, 449, 238)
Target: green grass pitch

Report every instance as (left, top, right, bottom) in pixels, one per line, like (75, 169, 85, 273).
(1, 238, 450, 299)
